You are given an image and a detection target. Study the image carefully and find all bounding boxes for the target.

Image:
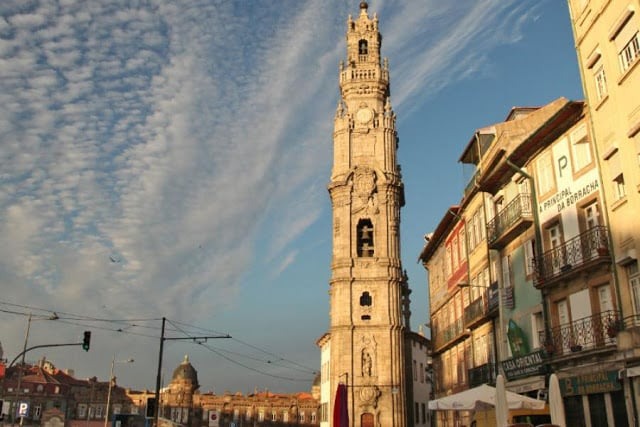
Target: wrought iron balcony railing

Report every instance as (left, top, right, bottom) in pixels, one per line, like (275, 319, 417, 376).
(487, 193, 533, 248)
(464, 295, 487, 327)
(539, 310, 620, 356)
(468, 362, 497, 387)
(534, 225, 611, 286)
(433, 318, 464, 350)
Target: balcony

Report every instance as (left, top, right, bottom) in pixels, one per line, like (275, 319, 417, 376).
(534, 226, 611, 287)
(433, 318, 465, 351)
(540, 310, 620, 356)
(468, 363, 497, 387)
(464, 295, 488, 328)
(464, 170, 480, 199)
(487, 193, 533, 249)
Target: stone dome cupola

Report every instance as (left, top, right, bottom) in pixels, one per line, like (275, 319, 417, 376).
(171, 354, 200, 390)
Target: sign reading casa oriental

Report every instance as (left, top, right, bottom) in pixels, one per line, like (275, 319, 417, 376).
(501, 350, 546, 381)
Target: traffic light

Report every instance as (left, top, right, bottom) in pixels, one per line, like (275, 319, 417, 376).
(82, 331, 91, 351)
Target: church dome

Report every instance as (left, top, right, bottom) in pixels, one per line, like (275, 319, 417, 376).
(172, 355, 199, 388)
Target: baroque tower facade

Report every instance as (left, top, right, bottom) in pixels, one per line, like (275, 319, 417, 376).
(323, 2, 409, 426)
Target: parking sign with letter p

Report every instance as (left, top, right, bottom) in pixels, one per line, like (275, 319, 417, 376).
(17, 402, 29, 418)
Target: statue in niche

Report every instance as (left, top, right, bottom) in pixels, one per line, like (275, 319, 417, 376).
(362, 349, 373, 377)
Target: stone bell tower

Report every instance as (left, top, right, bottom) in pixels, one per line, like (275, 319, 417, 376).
(325, 2, 408, 426)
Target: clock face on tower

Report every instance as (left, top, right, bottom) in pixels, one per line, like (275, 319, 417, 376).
(356, 107, 373, 124)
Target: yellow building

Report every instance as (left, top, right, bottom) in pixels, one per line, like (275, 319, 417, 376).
(568, 1, 640, 423)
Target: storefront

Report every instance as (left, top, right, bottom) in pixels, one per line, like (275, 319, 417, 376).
(559, 369, 629, 426)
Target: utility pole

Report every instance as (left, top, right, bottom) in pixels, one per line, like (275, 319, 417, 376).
(153, 317, 230, 427)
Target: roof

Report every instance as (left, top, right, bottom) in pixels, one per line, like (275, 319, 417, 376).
(478, 98, 584, 194)
(171, 355, 199, 389)
(417, 206, 460, 264)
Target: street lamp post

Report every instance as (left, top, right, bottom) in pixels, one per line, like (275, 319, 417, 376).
(104, 356, 134, 427)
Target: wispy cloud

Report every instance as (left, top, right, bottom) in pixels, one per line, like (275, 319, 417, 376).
(0, 0, 543, 390)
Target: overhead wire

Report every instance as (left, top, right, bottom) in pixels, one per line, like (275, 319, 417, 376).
(1, 299, 317, 383)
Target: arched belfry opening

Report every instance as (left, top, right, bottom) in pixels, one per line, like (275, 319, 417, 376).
(357, 219, 374, 257)
(359, 39, 368, 55)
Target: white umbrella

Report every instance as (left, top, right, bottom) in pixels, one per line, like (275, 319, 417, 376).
(549, 373, 566, 427)
(428, 384, 544, 410)
(495, 374, 508, 427)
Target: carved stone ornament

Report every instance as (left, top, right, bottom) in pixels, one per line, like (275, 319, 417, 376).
(358, 385, 381, 408)
(352, 167, 379, 215)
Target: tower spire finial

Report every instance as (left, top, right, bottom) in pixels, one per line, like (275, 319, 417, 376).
(359, 1, 368, 11)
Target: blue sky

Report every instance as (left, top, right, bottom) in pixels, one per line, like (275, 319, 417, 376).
(0, 0, 583, 394)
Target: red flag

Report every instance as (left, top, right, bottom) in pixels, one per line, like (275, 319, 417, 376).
(333, 383, 349, 427)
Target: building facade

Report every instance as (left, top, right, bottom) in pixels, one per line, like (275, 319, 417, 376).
(567, 1, 640, 424)
(317, 2, 411, 426)
(0, 356, 319, 427)
(420, 97, 631, 426)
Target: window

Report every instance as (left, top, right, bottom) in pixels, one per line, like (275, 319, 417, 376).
(95, 406, 103, 419)
(258, 410, 264, 422)
(619, 31, 640, 72)
(536, 151, 555, 195)
(452, 236, 459, 268)
(614, 173, 626, 199)
(628, 261, 640, 315)
(33, 405, 42, 420)
(311, 412, 317, 423)
(299, 412, 305, 422)
(595, 64, 607, 100)
(468, 215, 477, 249)
(357, 219, 374, 257)
(501, 255, 512, 288)
(523, 239, 535, 276)
(571, 124, 592, 171)
(582, 200, 601, 229)
(548, 223, 562, 250)
(413, 360, 417, 380)
(78, 404, 87, 419)
(531, 312, 544, 348)
(359, 291, 372, 306)
(272, 412, 277, 421)
(320, 403, 328, 422)
(419, 362, 424, 383)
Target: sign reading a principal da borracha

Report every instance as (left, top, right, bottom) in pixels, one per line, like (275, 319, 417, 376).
(501, 350, 546, 381)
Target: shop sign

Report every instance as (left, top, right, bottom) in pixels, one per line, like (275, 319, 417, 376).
(501, 350, 546, 381)
(560, 370, 621, 396)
